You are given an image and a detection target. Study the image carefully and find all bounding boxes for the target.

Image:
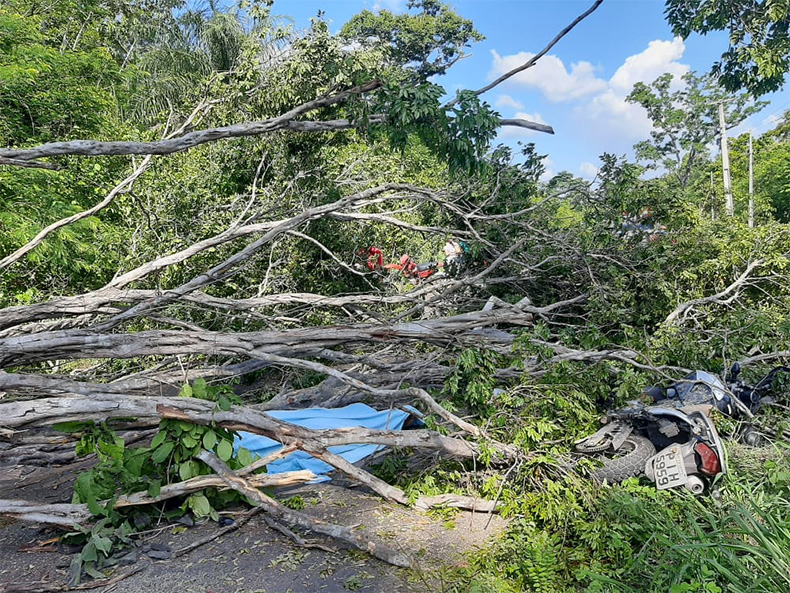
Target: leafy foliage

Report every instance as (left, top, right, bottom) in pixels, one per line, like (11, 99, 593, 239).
(627, 71, 766, 188)
(340, 0, 484, 79)
(0, 10, 119, 145)
(443, 347, 502, 416)
(58, 379, 256, 582)
(665, 0, 790, 95)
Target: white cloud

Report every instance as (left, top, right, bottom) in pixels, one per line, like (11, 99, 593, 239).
(762, 113, 784, 129)
(489, 50, 607, 102)
(609, 38, 688, 93)
(579, 162, 599, 179)
(499, 111, 550, 139)
(579, 89, 653, 143)
(486, 37, 694, 173)
(540, 157, 556, 182)
(495, 94, 525, 111)
(575, 37, 690, 147)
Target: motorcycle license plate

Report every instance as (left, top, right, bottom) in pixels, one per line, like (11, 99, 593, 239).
(651, 445, 687, 490)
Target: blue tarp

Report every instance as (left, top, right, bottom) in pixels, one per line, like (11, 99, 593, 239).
(234, 403, 414, 482)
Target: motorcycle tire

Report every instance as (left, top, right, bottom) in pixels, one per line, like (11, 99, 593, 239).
(589, 435, 656, 483)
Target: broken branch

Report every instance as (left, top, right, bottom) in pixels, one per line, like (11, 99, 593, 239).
(196, 450, 412, 567)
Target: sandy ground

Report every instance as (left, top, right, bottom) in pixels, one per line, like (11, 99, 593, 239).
(1, 462, 506, 593)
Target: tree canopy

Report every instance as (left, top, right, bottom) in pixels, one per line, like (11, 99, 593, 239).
(666, 0, 790, 95)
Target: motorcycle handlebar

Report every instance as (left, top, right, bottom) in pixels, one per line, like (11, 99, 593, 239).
(753, 366, 790, 393)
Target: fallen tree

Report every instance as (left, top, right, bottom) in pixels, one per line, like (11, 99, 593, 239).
(0, 0, 616, 579)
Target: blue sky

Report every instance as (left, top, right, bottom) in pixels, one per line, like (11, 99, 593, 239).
(272, 0, 790, 179)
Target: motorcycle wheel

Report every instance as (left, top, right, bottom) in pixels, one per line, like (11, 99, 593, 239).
(589, 435, 656, 483)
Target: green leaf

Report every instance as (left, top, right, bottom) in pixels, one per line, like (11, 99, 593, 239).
(217, 395, 231, 411)
(179, 384, 193, 398)
(179, 460, 198, 481)
(148, 479, 161, 498)
(151, 441, 174, 464)
(69, 556, 83, 587)
(181, 434, 197, 448)
(83, 563, 106, 580)
(74, 473, 105, 517)
(124, 448, 147, 477)
(150, 431, 167, 449)
(97, 438, 124, 461)
(216, 439, 233, 462)
(92, 534, 113, 555)
(202, 430, 218, 451)
(236, 447, 253, 467)
(81, 541, 98, 563)
(192, 378, 208, 399)
(187, 493, 212, 518)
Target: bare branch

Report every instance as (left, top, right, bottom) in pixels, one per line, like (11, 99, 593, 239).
(523, 339, 688, 376)
(0, 308, 532, 369)
(0, 471, 315, 526)
(414, 494, 500, 513)
(0, 288, 445, 336)
(196, 450, 412, 567)
(736, 351, 790, 366)
(0, 99, 220, 271)
(450, 0, 604, 104)
(0, 395, 481, 460)
(0, 156, 152, 271)
(0, 156, 60, 170)
(0, 82, 381, 163)
(95, 183, 442, 327)
(499, 118, 555, 135)
(664, 259, 765, 325)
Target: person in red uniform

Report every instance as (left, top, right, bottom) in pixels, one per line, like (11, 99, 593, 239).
(365, 246, 383, 271)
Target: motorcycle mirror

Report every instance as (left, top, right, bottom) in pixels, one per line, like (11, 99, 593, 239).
(729, 362, 741, 381)
(644, 385, 664, 402)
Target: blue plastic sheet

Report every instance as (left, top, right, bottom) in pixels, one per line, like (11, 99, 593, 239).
(234, 403, 414, 482)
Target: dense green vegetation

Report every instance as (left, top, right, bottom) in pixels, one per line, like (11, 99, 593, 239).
(1, 1, 789, 591)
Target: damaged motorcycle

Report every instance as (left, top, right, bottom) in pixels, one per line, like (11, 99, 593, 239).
(575, 364, 788, 494)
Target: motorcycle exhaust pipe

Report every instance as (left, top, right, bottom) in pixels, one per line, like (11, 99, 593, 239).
(684, 475, 705, 494)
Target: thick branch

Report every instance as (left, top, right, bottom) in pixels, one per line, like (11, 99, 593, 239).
(0, 501, 88, 526)
(0, 283, 505, 336)
(0, 395, 480, 462)
(156, 401, 481, 459)
(0, 156, 60, 170)
(523, 339, 688, 376)
(297, 445, 409, 505)
(0, 83, 381, 163)
(0, 362, 273, 398)
(499, 118, 555, 135)
(0, 309, 530, 368)
(0, 471, 314, 526)
(414, 494, 500, 512)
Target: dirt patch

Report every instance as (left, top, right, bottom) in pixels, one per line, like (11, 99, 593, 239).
(1, 463, 506, 592)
